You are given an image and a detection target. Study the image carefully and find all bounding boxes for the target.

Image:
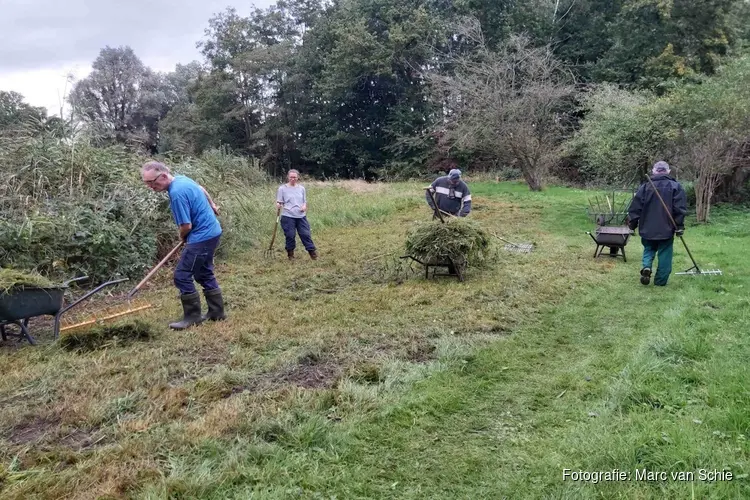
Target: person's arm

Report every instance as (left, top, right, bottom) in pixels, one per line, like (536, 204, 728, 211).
(627, 186, 644, 230)
(200, 185, 219, 216)
(301, 186, 307, 213)
(672, 184, 688, 234)
(276, 186, 284, 210)
(460, 184, 472, 217)
(171, 194, 193, 241)
(178, 223, 192, 242)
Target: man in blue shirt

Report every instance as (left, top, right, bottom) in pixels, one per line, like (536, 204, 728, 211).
(141, 161, 226, 329)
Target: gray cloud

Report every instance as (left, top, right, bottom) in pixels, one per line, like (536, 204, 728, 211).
(0, 0, 273, 72)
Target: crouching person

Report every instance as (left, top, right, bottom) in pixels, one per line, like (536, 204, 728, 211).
(140, 161, 226, 329)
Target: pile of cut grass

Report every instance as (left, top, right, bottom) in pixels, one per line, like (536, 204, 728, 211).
(59, 320, 156, 352)
(404, 217, 493, 268)
(0, 268, 56, 294)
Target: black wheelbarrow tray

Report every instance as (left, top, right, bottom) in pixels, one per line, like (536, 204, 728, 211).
(586, 226, 634, 262)
(400, 255, 467, 281)
(0, 276, 128, 345)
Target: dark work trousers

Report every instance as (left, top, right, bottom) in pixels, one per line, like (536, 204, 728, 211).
(641, 237, 674, 286)
(280, 216, 316, 252)
(174, 235, 221, 295)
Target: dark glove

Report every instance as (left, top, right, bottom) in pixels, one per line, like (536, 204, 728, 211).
(675, 228, 684, 237)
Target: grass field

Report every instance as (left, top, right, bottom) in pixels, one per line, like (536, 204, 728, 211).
(1, 180, 749, 499)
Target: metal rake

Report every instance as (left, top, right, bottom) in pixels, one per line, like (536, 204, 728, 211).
(492, 233, 534, 253)
(646, 175, 722, 277)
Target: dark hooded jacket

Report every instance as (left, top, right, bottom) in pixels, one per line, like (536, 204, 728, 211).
(628, 175, 687, 240)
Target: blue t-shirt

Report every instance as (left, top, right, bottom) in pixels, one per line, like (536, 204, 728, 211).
(167, 175, 222, 244)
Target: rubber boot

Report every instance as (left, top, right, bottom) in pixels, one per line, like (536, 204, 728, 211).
(287, 249, 295, 260)
(202, 288, 227, 321)
(640, 267, 652, 286)
(169, 292, 204, 330)
(309, 250, 318, 260)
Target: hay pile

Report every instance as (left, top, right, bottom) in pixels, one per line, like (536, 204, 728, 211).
(0, 268, 56, 294)
(404, 217, 493, 268)
(60, 320, 155, 352)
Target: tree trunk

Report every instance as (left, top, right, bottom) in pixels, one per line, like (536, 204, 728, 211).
(520, 159, 544, 191)
(695, 170, 719, 223)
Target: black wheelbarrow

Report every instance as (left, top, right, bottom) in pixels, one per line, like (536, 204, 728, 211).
(0, 276, 128, 345)
(586, 226, 633, 262)
(400, 255, 466, 281)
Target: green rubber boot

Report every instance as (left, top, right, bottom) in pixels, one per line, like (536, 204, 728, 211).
(169, 292, 204, 330)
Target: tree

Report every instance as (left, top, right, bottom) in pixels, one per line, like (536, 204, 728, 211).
(593, 0, 738, 89)
(0, 91, 47, 132)
(69, 46, 167, 151)
(566, 84, 673, 185)
(425, 19, 576, 191)
(679, 128, 741, 222)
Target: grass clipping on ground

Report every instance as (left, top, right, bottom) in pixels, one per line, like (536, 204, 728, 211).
(404, 217, 493, 268)
(0, 268, 56, 294)
(60, 320, 156, 352)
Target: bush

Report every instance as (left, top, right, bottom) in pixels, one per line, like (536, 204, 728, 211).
(566, 85, 673, 186)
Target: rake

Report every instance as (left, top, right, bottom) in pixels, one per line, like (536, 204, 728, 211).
(59, 241, 184, 334)
(265, 206, 282, 258)
(645, 175, 722, 277)
(425, 187, 446, 223)
(492, 233, 534, 253)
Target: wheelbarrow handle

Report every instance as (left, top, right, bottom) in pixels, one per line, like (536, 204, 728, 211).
(62, 276, 89, 287)
(54, 278, 129, 338)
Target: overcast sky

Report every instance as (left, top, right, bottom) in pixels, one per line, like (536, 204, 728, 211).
(0, 0, 274, 115)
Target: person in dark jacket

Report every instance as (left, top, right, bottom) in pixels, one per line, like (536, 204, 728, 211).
(426, 168, 472, 217)
(627, 161, 688, 286)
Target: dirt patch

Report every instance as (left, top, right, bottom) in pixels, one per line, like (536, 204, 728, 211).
(6, 416, 61, 446)
(5, 416, 107, 452)
(229, 354, 342, 396)
(57, 428, 108, 451)
(406, 341, 437, 363)
(280, 354, 341, 389)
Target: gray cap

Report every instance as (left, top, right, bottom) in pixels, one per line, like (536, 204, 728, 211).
(652, 161, 670, 174)
(448, 168, 462, 180)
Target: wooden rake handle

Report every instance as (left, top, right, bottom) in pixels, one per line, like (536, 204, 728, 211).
(268, 206, 282, 251)
(127, 241, 184, 299)
(425, 187, 445, 223)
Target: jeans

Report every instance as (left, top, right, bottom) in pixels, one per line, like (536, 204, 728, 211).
(641, 237, 674, 286)
(174, 235, 221, 295)
(280, 216, 316, 252)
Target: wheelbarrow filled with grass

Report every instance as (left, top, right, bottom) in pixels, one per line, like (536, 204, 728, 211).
(0, 271, 129, 345)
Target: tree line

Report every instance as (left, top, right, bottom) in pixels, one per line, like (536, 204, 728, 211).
(3, 0, 750, 218)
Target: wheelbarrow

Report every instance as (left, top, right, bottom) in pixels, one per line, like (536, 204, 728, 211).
(586, 226, 633, 262)
(400, 255, 466, 282)
(0, 276, 128, 345)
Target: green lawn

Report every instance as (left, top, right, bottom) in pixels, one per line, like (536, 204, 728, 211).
(1, 181, 748, 499)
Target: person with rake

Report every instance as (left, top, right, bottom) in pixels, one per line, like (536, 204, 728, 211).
(426, 168, 472, 218)
(276, 169, 318, 261)
(140, 161, 227, 329)
(628, 161, 688, 286)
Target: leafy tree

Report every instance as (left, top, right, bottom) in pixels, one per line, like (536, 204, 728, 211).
(0, 91, 47, 133)
(69, 46, 168, 151)
(425, 20, 576, 191)
(593, 0, 737, 89)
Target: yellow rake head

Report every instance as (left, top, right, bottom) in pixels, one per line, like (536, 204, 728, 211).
(59, 298, 153, 334)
